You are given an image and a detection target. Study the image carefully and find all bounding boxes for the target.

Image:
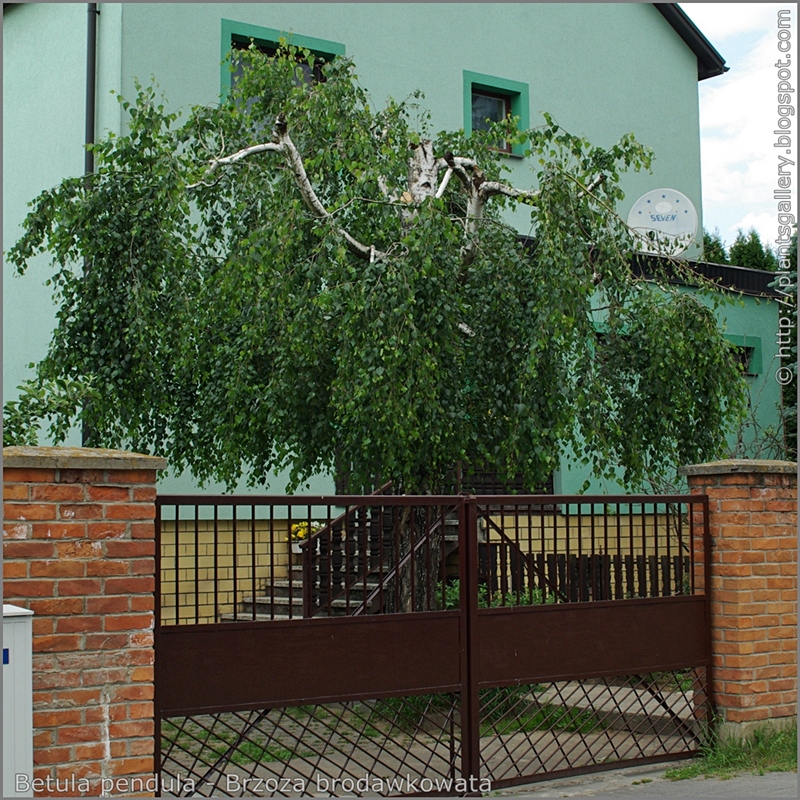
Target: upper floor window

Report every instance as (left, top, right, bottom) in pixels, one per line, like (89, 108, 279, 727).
(471, 90, 513, 153)
(463, 71, 529, 158)
(220, 19, 345, 97)
(726, 335, 762, 377)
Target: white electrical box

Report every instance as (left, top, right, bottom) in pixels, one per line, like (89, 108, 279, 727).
(3, 604, 34, 798)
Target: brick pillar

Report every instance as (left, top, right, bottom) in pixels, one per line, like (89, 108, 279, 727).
(680, 459, 797, 740)
(3, 446, 166, 797)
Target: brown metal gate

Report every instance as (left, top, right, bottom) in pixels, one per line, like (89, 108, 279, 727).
(154, 493, 712, 796)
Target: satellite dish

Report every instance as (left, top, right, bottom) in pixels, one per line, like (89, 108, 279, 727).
(627, 188, 698, 256)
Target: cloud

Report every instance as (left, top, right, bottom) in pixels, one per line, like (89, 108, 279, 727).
(681, 3, 786, 42)
(681, 4, 796, 249)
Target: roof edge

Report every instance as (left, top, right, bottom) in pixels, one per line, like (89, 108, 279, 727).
(654, 3, 728, 81)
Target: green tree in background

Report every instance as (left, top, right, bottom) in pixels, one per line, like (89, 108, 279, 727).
(702, 227, 729, 264)
(729, 228, 778, 271)
(3, 47, 747, 493)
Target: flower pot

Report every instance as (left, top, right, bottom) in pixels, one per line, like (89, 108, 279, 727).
(291, 542, 303, 554)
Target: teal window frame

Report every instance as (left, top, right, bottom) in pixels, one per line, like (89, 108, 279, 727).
(725, 334, 762, 376)
(220, 19, 345, 97)
(463, 71, 529, 158)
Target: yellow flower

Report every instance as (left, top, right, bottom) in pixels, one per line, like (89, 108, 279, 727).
(290, 521, 322, 542)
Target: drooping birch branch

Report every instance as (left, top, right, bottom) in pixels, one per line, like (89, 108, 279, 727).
(191, 114, 385, 261)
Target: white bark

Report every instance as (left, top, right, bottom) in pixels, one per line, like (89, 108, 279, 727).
(192, 115, 608, 268)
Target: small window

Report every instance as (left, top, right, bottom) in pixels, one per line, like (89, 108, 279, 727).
(471, 90, 513, 152)
(733, 346, 757, 376)
(463, 71, 529, 158)
(231, 39, 327, 86)
(725, 335, 762, 377)
(220, 19, 344, 98)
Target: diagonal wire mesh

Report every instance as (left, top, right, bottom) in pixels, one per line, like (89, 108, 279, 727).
(160, 692, 461, 797)
(479, 669, 710, 786)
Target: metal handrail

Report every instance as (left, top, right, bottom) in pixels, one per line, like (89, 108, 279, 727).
(348, 504, 460, 616)
(301, 482, 393, 616)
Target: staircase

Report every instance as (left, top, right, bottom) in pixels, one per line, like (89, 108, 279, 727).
(222, 508, 461, 622)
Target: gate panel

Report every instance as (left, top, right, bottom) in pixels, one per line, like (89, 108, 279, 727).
(476, 596, 708, 686)
(156, 612, 461, 715)
(155, 492, 712, 796)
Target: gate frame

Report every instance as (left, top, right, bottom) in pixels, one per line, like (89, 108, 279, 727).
(154, 492, 715, 792)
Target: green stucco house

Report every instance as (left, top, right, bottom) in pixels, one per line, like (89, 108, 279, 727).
(2, 2, 784, 494)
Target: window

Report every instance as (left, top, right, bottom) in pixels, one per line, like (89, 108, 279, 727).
(471, 90, 513, 153)
(726, 335, 762, 377)
(463, 71, 529, 157)
(220, 19, 345, 97)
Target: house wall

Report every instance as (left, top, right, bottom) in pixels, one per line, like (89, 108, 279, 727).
(564, 290, 784, 495)
(5, 2, 757, 498)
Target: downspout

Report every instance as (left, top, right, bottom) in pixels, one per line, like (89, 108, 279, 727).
(82, 2, 98, 446)
(85, 3, 98, 174)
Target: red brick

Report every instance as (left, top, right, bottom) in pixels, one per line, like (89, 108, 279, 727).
(5, 579, 55, 597)
(33, 671, 81, 690)
(75, 743, 108, 761)
(107, 756, 154, 776)
(56, 540, 102, 559)
(131, 559, 155, 575)
(4, 468, 56, 483)
(104, 503, 156, 520)
(105, 540, 154, 558)
(33, 634, 82, 653)
(104, 649, 153, 667)
(86, 485, 131, 502)
(58, 468, 104, 484)
(86, 560, 130, 576)
(4, 502, 56, 520)
(4, 540, 56, 558)
(31, 484, 85, 502)
(32, 618, 54, 635)
(764, 499, 797, 512)
(57, 578, 102, 596)
(110, 684, 154, 702)
(129, 738, 155, 756)
(33, 709, 83, 728)
(86, 596, 129, 614)
(109, 720, 154, 738)
(104, 613, 153, 632)
(56, 724, 102, 744)
(4, 561, 28, 578)
(81, 668, 128, 686)
(133, 486, 157, 502)
(130, 596, 155, 612)
(59, 503, 103, 520)
(104, 577, 154, 594)
(129, 631, 154, 647)
(87, 521, 128, 539)
(52, 688, 103, 706)
(30, 560, 85, 578)
(130, 522, 155, 539)
(84, 633, 130, 651)
(129, 701, 155, 719)
(107, 469, 157, 485)
(719, 474, 762, 486)
(32, 746, 73, 765)
(33, 730, 53, 747)
(28, 597, 84, 616)
(55, 616, 103, 633)
(4, 483, 29, 500)
(131, 665, 154, 682)
(32, 521, 86, 539)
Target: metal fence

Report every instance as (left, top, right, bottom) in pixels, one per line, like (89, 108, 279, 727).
(155, 494, 700, 625)
(155, 492, 712, 796)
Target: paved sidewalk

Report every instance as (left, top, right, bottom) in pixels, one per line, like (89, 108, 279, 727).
(492, 761, 798, 798)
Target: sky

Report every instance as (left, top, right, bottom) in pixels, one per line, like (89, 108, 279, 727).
(681, 3, 796, 252)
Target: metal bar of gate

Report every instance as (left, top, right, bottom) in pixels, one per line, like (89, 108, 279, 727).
(460, 497, 480, 783)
